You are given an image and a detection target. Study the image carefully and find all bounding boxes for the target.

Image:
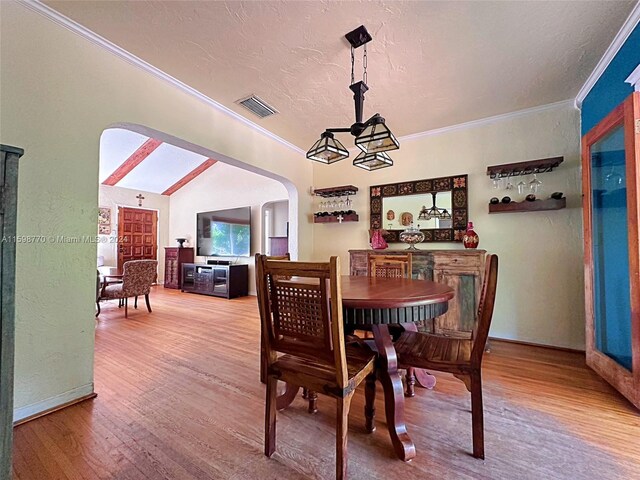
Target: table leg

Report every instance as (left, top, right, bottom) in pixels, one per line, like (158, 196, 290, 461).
(276, 383, 300, 411)
(371, 324, 416, 462)
(402, 323, 437, 390)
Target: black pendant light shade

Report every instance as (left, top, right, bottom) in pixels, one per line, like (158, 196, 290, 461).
(355, 114, 399, 154)
(306, 131, 349, 164)
(352, 150, 393, 171)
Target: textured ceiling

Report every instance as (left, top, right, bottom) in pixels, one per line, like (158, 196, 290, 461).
(48, 1, 635, 150)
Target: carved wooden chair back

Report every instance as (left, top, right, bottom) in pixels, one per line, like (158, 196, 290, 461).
(255, 254, 348, 388)
(470, 254, 499, 366)
(369, 254, 412, 279)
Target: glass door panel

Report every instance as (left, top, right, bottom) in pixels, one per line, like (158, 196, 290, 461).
(590, 124, 632, 371)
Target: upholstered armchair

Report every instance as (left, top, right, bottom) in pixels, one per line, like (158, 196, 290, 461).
(100, 259, 158, 318)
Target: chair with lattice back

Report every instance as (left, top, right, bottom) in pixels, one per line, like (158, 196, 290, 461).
(369, 254, 412, 278)
(256, 254, 377, 480)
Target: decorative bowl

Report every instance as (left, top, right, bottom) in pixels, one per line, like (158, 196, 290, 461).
(399, 224, 425, 250)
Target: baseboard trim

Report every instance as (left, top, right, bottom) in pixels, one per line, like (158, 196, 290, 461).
(13, 384, 96, 425)
(489, 336, 585, 354)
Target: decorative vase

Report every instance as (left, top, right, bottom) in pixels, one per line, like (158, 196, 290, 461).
(463, 222, 479, 249)
(176, 238, 186, 248)
(369, 229, 388, 250)
(399, 224, 425, 250)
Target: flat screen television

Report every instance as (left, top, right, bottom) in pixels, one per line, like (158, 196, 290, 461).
(196, 207, 251, 257)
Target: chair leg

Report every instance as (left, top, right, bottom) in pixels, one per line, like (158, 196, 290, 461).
(145, 294, 152, 313)
(265, 377, 278, 457)
(307, 390, 318, 414)
(405, 367, 416, 397)
(336, 393, 353, 480)
(134, 296, 138, 309)
(470, 370, 484, 459)
(124, 298, 128, 318)
(364, 373, 376, 433)
(95, 301, 100, 317)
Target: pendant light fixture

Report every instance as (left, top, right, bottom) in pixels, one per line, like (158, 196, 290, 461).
(418, 192, 451, 220)
(306, 25, 399, 170)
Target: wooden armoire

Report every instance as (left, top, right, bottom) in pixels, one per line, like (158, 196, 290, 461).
(0, 145, 23, 478)
(164, 247, 194, 289)
(582, 92, 640, 409)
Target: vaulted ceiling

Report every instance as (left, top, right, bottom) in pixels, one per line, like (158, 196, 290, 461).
(100, 128, 217, 195)
(49, 1, 634, 153)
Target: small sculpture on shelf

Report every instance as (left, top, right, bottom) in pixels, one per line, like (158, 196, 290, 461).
(399, 223, 425, 250)
(176, 237, 187, 247)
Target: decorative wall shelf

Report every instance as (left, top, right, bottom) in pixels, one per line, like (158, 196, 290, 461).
(314, 213, 359, 223)
(489, 197, 566, 214)
(486, 157, 564, 179)
(313, 185, 358, 197)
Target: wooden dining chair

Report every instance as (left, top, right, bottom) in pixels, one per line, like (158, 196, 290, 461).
(394, 254, 498, 459)
(369, 254, 422, 393)
(369, 254, 412, 278)
(260, 253, 290, 384)
(255, 254, 377, 480)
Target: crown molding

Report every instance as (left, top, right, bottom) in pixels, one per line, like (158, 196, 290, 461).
(18, 0, 305, 156)
(625, 64, 640, 91)
(397, 99, 575, 143)
(575, 1, 640, 108)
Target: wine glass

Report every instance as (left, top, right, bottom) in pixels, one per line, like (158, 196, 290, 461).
(529, 174, 543, 193)
(517, 180, 527, 195)
(492, 177, 501, 189)
(504, 175, 514, 191)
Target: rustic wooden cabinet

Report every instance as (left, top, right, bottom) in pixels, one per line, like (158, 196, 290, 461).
(582, 92, 640, 409)
(349, 249, 486, 335)
(163, 247, 194, 289)
(1, 145, 23, 479)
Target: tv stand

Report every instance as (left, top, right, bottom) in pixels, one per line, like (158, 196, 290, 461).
(182, 263, 248, 299)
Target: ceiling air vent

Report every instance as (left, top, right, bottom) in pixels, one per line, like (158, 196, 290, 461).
(236, 95, 278, 119)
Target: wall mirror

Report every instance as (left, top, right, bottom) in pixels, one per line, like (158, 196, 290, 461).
(370, 175, 468, 242)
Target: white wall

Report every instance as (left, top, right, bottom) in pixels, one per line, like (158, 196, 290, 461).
(313, 102, 584, 350)
(272, 200, 289, 237)
(98, 185, 170, 279)
(169, 163, 288, 295)
(1, 2, 312, 420)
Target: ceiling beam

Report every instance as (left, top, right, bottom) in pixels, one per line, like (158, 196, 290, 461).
(162, 159, 218, 196)
(102, 138, 162, 186)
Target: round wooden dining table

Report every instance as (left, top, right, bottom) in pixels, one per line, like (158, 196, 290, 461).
(276, 275, 454, 462)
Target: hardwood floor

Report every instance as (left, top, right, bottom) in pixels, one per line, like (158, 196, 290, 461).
(13, 287, 640, 480)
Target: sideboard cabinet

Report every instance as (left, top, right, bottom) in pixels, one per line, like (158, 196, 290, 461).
(164, 247, 194, 289)
(349, 249, 486, 335)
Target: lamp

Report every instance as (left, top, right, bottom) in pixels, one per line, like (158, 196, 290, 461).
(419, 192, 450, 220)
(353, 150, 394, 171)
(306, 25, 399, 170)
(306, 131, 349, 164)
(355, 114, 399, 154)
